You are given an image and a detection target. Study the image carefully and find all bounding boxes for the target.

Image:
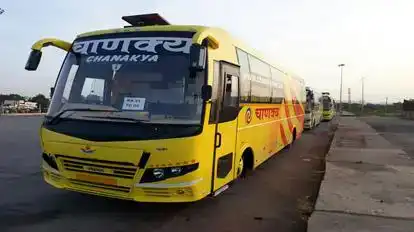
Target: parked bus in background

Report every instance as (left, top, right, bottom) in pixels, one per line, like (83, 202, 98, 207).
(24, 13, 305, 203)
(322, 92, 336, 121)
(304, 87, 322, 129)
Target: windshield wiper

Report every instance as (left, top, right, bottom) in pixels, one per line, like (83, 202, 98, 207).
(82, 115, 149, 123)
(47, 108, 121, 125)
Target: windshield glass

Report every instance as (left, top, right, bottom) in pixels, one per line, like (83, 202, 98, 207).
(48, 31, 205, 125)
(322, 97, 332, 110)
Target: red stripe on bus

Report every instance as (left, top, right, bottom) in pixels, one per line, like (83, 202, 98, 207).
(280, 124, 288, 145)
(284, 104, 294, 132)
(294, 102, 304, 116)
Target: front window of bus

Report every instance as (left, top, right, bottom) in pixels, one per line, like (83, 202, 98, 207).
(322, 98, 331, 110)
(47, 32, 205, 126)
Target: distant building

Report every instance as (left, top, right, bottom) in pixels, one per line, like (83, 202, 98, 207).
(1, 100, 37, 110)
(2, 100, 21, 108)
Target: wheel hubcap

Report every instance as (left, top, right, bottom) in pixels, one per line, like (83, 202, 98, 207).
(237, 158, 244, 177)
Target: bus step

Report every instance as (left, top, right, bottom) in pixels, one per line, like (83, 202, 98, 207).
(213, 184, 229, 197)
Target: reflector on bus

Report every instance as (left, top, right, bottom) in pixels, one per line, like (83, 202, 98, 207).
(122, 13, 170, 27)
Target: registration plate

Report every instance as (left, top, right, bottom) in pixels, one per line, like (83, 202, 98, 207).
(76, 174, 117, 185)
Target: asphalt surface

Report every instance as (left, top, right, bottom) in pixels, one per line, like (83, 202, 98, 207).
(360, 116, 414, 158)
(0, 116, 336, 232)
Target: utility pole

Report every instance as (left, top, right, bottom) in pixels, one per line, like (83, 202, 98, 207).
(385, 97, 388, 113)
(361, 77, 365, 114)
(348, 88, 351, 111)
(338, 64, 345, 115)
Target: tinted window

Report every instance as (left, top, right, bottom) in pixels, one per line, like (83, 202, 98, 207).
(48, 31, 205, 125)
(236, 49, 251, 102)
(251, 74, 271, 103)
(249, 55, 271, 78)
(271, 67, 285, 103)
(235, 47, 302, 104)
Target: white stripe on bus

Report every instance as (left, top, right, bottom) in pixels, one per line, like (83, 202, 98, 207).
(135, 178, 203, 188)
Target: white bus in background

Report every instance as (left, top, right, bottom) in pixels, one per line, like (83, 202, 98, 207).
(304, 87, 323, 129)
(0, 100, 38, 113)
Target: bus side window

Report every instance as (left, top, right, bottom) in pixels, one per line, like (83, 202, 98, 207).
(217, 73, 239, 123)
(223, 73, 239, 108)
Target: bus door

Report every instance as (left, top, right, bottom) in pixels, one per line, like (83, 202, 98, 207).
(212, 61, 240, 193)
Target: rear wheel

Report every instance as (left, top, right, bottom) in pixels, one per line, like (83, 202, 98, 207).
(287, 129, 297, 149)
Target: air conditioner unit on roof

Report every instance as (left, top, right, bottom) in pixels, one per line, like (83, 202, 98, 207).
(122, 13, 170, 27)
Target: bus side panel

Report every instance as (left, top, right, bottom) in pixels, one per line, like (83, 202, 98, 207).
(283, 76, 305, 141)
(236, 103, 288, 170)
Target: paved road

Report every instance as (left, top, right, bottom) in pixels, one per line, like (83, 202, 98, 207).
(0, 116, 335, 232)
(360, 116, 414, 158)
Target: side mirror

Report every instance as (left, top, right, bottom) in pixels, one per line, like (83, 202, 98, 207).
(50, 87, 55, 98)
(25, 50, 42, 71)
(189, 44, 206, 72)
(201, 85, 212, 101)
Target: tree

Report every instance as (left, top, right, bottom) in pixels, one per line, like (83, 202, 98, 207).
(29, 94, 50, 109)
(0, 94, 25, 103)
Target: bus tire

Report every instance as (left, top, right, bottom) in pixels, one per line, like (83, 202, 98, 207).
(238, 148, 253, 178)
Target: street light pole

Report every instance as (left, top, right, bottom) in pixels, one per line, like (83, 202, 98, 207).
(361, 76, 365, 114)
(338, 64, 345, 115)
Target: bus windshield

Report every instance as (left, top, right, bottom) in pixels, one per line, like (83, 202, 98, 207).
(47, 32, 206, 125)
(322, 97, 331, 110)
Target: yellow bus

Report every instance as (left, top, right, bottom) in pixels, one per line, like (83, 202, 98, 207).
(25, 14, 306, 202)
(322, 92, 336, 121)
(304, 87, 323, 129)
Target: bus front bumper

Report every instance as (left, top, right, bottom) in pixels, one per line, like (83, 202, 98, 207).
(322, 113, 333, 120)
(42, 162, 208, 203)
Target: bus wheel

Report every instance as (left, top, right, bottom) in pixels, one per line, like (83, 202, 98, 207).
(236, 156, 245, 178)
(238, 148, 254, 178)
(287, 129, 297, 149)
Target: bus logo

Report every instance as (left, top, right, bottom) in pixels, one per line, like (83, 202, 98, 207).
(245, 108, 252, 124)
(81, 145, 95, 154)
(85, 166, 105, 173)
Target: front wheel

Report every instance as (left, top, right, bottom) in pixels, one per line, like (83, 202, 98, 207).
(236, 155, 245, 178)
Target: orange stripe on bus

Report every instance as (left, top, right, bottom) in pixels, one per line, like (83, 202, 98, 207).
(284, 104, 294, 132)
(280, 124, 288, 146)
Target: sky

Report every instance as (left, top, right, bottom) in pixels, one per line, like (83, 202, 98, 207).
(1, 0, 414, 103)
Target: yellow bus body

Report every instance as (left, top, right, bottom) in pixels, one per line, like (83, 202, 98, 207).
(38, 24, 305, 202)
(322, 109, 335, 121)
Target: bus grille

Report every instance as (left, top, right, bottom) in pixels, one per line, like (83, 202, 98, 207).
(69, 179, 131, 193)
(57, 155, 138, 179)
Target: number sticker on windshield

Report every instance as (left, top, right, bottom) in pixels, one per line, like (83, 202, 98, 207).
(122, 97, 146, 111)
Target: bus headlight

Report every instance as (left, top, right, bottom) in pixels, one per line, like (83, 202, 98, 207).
(140, 163, 199, 183)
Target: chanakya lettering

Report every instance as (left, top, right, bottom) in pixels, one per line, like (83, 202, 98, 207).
(72, 37, 193, 55)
